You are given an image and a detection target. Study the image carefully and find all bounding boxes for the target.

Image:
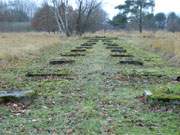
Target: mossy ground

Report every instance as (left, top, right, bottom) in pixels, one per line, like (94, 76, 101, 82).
(0, 36, 180, 134)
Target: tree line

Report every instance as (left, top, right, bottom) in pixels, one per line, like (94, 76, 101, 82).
(32, 0, 107, 36)
(0, 0, 107, 35)
(0, 0, 180, 34)
(110, 0, 180, 33)
(0, 0, 37, 22)
(0, 0, 37, 32)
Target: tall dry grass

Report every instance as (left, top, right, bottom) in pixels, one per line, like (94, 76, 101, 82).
(0, 31, 179, 66)
(150, 32, 180, 64)
(0, 32, 60, 64)
(133, 31, 180, 65)
(95, 30, 180, 65)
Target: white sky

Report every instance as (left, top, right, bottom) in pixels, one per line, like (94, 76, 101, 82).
(4, 0, 180, 19)
(102, 0, 180, 19)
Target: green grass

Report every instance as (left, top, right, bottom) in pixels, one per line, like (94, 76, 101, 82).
(0, 36, 180, 134)
(149, 84, 180, 101)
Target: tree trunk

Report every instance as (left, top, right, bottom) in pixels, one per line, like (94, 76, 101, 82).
(52, 0, 71, 37)
(64, 1, 71, 37)
(139, 3, 143, 33)
(76, 1, 83, 36)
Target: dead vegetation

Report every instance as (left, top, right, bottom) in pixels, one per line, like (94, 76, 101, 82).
(0, 32, 60, 65)
(94, 31, 180, 66)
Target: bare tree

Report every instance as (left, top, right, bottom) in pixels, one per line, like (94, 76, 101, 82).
(51, 0, 71, 36)
(87, 7, 107, 32)
(32, 3, 57, 33)
(8, 0, 37, 19)
(76, 0, 101, 35)
(0, 0, 29, 22)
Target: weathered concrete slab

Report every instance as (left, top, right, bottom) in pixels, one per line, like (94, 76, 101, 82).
(145, 90, 180, 105)
(176, 76, 180, 82)
(49, 58, 75, 65)
(61, 53, 86, 57)
(76, 46, 92, 49)
(106, 46, 123, 49)
(25, 69, 73, 81)
(119, 60, 143, 66)
(105, 43, 119, 46)
(81, 44, 93, 47)
(111, 54, 133, 57)
(0, 89, 35, 105)
(111, 49, 127, 53)
(71, 49, 86, 52)
(26, 73, 69, 77)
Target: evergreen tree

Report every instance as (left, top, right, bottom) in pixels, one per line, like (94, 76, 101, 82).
(154, 13, 166, 29)
(115, 0, 155, 32)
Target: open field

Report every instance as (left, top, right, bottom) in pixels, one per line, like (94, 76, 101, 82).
(1, 32, 180, 66)
(131, 31, 180, 65)
(0, 32, 180, 134)
(99, 31, 180, 65)
(0, 32, 60, 66)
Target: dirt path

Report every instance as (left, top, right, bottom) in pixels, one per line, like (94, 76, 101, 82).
(0, 37, 180, 134)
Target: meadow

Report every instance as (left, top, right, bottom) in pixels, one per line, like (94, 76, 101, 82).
(0, 32, 179, 134)
(0, 32, 60, 66)
(102, 31, 180, 65)
(1, 31, 180, 66)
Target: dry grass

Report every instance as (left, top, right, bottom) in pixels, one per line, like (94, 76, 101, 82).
(95, 30, 180, 65)
(0, 32, 60, 63)
(149, 32, 180, 64)
(134, 31, 180, 65)
(1, 31, 179, 66)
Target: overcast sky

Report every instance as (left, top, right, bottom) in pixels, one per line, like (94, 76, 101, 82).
(102, 0, 180, 19)
(5, 0, 180, 19)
